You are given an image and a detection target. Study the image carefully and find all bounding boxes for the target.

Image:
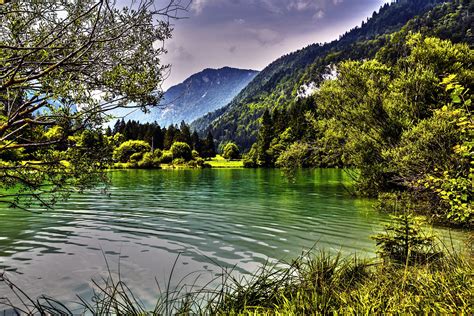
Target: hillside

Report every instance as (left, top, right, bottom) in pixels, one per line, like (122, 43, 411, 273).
(117, 67, 258, 127)
(192, 0, 472, 150)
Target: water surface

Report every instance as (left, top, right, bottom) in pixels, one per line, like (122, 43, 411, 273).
(0, 169, 463, 309)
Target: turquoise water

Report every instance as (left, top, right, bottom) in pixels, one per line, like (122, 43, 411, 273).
(0, 169, 464, 310)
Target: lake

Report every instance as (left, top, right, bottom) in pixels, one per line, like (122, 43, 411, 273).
(0, 169, 465, 311)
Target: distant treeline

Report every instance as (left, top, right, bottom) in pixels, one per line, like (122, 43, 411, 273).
(106, 119, 216, 158)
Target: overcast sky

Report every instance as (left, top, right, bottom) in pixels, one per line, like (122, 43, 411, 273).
(154, 0, 392, 89)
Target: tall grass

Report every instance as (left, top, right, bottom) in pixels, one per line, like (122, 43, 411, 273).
(1, 245, 472, 315)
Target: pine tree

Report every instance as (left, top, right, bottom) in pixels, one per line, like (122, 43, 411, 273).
(178, 121, 192, 146)
(257, 109, 273, 166)
(202, 131, 216, 158)
(191, 131, 203, 154)
(164, 125, 176, 149)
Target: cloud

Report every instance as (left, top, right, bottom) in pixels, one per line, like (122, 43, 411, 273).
(168, 43, 194, 61)
(313, 9, 325, 19)
(161, 0, 394, 88)
(234, 18, 246, 25)
(249, 28, 283, 46)
(285, 0, 338, 20)
(287, 0, 315, 11)
(190, 0, 210, 14)
(261, 0, 284, 14)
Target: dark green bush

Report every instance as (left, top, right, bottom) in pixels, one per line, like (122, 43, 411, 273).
(170, 142, 192, 161)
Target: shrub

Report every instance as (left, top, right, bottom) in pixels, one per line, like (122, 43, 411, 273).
(170, 142, 192, 161)
(192, 150, 200, 159)
(275, 142, 311, 169)
(138, 152, 159, 168)
(113, 140, 151, 163)
(222, 142, 240, 160)
(153, 149, 163, 159)
(159, 151, 173, 164)
(129, 152, 143, 163)
(172, 158, 186, 165)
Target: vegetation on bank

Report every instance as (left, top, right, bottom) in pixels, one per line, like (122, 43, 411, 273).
(0, 0, 186, 209)
(2, 215, 472, 315)
(242, 33, 473, 228)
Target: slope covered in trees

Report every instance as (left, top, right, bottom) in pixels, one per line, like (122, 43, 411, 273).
(192, 0, 472, 150)
(243, 24, 473, 226)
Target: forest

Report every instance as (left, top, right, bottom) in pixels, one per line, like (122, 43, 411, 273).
(244, 33, 472, 227)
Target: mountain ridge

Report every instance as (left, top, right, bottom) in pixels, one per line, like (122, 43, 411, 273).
(116, 67, 259, 127)
(191, 0, 470, 149)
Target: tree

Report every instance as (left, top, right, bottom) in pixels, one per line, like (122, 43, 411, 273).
(315, 33, 473, 224)
(113, 140, 151, 163)
(177, 121, 192, 146)
(170, 142, 192, 161)
(191, 131, 203, 154)
(256, 109, 273, 166)
(164, 125, 176, 149)
(222, 142, 240, 160)
(0, 0, 186, 208)
(202, 131, 216, 158)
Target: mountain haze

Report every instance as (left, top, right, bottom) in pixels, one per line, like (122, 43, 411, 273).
(118, 67, 258, 127)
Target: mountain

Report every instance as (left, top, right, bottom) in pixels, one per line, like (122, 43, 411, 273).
(192, 0, 472, 150)
(116, 67, 258, 127)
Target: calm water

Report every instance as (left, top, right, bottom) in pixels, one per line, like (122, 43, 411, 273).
(0, 169, 465, 310)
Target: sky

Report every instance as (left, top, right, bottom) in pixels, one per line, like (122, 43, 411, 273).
(154, 0, 392, 89)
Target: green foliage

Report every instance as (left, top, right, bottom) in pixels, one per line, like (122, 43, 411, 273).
(0, 143, 24, 161)
(159, 151, 173, 164)
(275, 142, 311, 170)
(242, 144, 259, 168)
(172, 158, 186, 165)
(0, 0, 177, 208)
(201, 131, 216, 159)
(372, 213, 440, 264)
(222, 142, 240, 160)
(170, 142, 192, 161)
(196, 0, 471, 151)
(113, 140, 151, 163)
(137, 152, 159, 169)
(191, 150, 200, 160)
(315, 34, 473, 225)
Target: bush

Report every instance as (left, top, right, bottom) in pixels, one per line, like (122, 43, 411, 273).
(159, 151, 173, 164)
(192, 150, 200, 159)
(275, 142, 311, 169)
(243, 144, 258, 168)
(113, 140, 151, 163)
(172, 158, 186, 165)
(138, 152, 160, 168)
(222, 142, 240, 160)
(129, 152, 143, 163)
(153, 149, 163, 159)
(170, 142, 192, 161)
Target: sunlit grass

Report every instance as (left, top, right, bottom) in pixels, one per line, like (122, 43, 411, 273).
(207, 155, 244, 168)
(2, 246, 471, 315)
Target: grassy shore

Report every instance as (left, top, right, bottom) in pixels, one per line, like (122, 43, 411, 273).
(111, 155, 243, 170)
(2, 246, 472, 315)
(206, 155, 244, 168)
